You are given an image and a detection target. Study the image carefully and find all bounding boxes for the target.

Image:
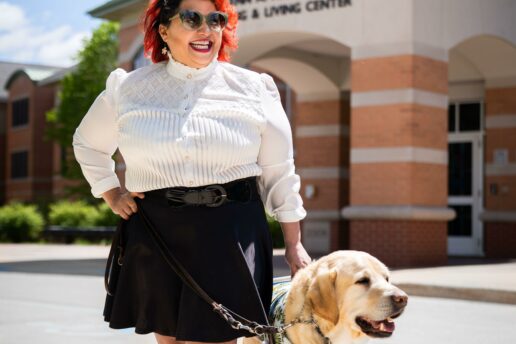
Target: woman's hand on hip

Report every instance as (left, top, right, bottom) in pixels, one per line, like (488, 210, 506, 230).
(102, 187, 145, 220)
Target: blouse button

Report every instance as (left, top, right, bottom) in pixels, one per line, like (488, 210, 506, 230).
(187, 74, 192, 79)
(189, 180, 194, 186)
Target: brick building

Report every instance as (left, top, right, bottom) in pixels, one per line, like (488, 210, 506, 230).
(1, 62, 75, 204)
(2, 0, 516, 266)
(88, 0, 516, 266)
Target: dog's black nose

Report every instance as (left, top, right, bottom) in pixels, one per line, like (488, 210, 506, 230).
(391, 293, 408, 308)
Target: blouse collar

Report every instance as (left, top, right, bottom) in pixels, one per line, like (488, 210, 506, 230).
(165, 51, 218, 81)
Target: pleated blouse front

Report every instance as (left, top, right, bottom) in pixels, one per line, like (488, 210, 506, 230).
(72, 54, 307, 222)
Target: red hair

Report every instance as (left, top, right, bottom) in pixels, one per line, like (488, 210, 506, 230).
(141, 0, 239, 64)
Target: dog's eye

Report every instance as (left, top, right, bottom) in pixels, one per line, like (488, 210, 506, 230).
(355, 277, 370, 286)
(385, 276, 389, 282)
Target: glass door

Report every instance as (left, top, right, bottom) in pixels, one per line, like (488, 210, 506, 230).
(447, 101, 484, 256)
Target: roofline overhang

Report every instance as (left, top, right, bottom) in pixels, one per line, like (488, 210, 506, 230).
(87, 0, 142, 20)
(4, 70, 37, 90)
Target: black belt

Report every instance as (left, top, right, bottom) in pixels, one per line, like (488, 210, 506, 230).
(144, 176, 260, 208)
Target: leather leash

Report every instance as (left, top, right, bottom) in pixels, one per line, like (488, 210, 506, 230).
(103, 200, 331, 344)
(104, 217, 125, 296)
(134, 197, 278, 343)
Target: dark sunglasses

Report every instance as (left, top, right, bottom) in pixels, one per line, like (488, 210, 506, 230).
(169, 9, 228, 32)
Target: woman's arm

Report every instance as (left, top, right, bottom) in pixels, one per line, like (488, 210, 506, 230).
(257, 72, 311, 276)
(281, 221, 312, 277)
(72, 68, 145, 219)
(72, 68, 126, 198)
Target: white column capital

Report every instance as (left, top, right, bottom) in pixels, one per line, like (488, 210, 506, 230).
(352, 41, 448, 62)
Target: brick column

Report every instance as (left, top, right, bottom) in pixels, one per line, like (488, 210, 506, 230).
(294, 92, 350, 255)
(342, 49, 454, 267)
(482, 85, 516, 258)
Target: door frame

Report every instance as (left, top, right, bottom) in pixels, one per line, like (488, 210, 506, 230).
(447, 99, 485, 256)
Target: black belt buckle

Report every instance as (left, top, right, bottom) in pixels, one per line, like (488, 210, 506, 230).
(204, 184, 227, 207)
(165, 184, 228, 208)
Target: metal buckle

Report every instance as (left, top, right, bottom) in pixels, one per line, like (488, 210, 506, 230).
(205, 184, 227, 207)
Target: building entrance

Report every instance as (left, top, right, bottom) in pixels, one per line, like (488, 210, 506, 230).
(447, 101, 484, 256)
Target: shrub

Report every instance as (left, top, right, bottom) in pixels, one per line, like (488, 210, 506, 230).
(95, 202, 120, 226)
(48, 200, 98, 227)
(0, 202, 45, 242)
(266, 214, 284, 248)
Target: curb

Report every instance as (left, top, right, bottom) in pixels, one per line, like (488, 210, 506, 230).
(396, 283, 516, 305)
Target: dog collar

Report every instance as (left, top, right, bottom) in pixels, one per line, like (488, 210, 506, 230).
(309, 316, 332, 344)
(279, 316, 331, 344)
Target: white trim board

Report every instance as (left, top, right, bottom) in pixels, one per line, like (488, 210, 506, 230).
(351, 147, 447, 165)
(351, 88, 448, 109)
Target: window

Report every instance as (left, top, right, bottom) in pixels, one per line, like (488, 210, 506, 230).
(459, 103, 481, 131)
(448, 104, 456, 132)
(12, 98, 29, 127)
(11, 151, 28, 179)
(133, 47, 152, 70)
(448, 205, 472, 236)
(448, 101, 482, 133)
(448, 142, 472, 196)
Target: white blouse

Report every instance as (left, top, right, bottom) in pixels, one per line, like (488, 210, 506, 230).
(72, 54, 307, 222)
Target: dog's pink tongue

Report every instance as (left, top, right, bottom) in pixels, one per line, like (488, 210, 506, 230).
(372, 320, 395, 333)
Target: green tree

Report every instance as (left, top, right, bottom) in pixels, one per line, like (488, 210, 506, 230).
(46, 21, 119, 201)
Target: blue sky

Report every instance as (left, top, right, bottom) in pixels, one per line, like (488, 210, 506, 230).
(0, 0, 110, 67)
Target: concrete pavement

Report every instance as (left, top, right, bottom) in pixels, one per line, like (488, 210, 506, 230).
(1, 243, 515, 305)
(1, 243, 515, 344)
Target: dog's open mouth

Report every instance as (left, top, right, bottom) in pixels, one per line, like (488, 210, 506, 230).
(355, 310, 403, 338)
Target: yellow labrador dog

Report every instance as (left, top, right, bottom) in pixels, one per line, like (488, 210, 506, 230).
(243, 250, 408, 344)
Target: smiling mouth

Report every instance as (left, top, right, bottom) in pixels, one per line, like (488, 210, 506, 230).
(355, 310, 404, 338)
(189, 40, 213, 53)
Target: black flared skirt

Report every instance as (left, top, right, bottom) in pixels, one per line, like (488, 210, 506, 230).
(103, 176, 273, 342)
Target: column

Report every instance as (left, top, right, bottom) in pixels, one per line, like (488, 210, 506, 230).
(342, 45, 454, 267)
(294, 91, 350, 255)
(482, 84, 516, 258)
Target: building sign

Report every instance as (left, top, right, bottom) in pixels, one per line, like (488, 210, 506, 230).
(230, 0, 352, 21)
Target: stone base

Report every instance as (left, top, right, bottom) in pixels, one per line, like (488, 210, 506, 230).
(349, 220, 447, 268)
(485, 222, 516, 258)
(302, 219, 349, 256)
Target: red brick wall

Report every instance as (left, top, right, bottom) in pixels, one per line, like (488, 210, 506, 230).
(6, 76, 62, 203)
(484, 222, 516, 258)
(347, 54, 449, 266)
(0, 101, 6, 204)
(119, 24, 142, 57)
(32, 84, 56, 202)
(484, 86, 516, 258)
(350, 220, 447, 268)
(484, 87, 516, 210)
(6, 76, 34, 201)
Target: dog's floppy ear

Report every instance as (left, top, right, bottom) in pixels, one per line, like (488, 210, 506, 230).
(307, 267, 339, 326)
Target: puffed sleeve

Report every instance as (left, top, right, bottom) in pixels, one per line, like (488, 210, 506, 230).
(256, 72, 307, 222)
(72, 68, 127, 198)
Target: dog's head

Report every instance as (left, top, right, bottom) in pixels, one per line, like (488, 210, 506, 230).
(303, 250, 407, 341)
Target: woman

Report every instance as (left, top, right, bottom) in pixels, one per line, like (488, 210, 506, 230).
(72, 0, 311, 343)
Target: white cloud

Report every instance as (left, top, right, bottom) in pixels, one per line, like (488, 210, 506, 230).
(39, 31, 90, 65)
(0, 2, 27, 30)
(0, 2, 91, 67)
